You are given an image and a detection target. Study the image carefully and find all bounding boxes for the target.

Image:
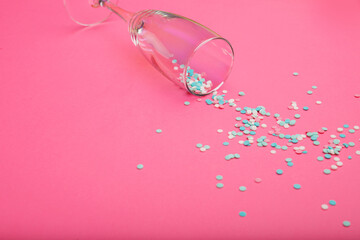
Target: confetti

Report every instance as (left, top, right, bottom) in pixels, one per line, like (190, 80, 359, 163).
(216, 175, 223, 180)
(239, 211, 247, 217)
(239, 186, 247, 192)
(321, 204, 329, 210)
(343, 221, 351, 227)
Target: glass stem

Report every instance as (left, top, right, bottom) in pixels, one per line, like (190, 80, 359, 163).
(100, 0, 134, 23)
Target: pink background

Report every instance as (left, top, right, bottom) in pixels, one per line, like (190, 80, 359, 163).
(1, 0, 360, 239)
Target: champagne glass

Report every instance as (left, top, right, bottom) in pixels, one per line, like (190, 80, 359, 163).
(64, 0, 234, 96)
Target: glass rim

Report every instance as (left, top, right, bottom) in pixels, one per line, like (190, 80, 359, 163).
(183, 36, 235, 96)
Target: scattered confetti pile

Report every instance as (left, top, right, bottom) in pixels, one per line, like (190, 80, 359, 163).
(179, 83, 360, 227)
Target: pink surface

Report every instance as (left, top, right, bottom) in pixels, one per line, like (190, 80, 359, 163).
(1, 0, 360, 239)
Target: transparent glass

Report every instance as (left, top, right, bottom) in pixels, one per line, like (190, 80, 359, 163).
(64, 0, 234, 96)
